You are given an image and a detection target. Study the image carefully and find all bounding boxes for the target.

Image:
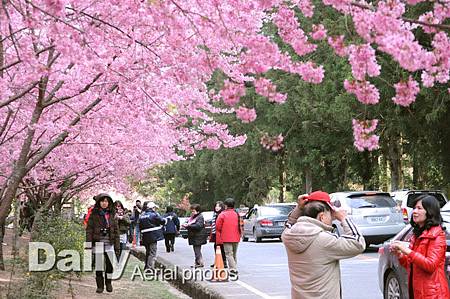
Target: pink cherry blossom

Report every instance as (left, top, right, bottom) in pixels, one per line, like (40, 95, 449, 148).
(327, 35, 347, 57)
(254, 78, 288, 104)
(392, 76, 420, 107)
(236, 106, 257, 123)
(220, 81, 246, 106)
(344, 80, 380, 105)
(311, 24, 327, 40)
(352, 119, 380, 151)
(347, 44, 381, 80)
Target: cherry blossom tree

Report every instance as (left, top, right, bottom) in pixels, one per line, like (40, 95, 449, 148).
(0, 0, 448, 269)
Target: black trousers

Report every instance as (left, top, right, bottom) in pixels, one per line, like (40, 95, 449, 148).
(94, 252, 113, 283)
(164, 233, 176, 251)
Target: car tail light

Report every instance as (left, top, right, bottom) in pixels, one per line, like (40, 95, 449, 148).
(402, 208, 409, 223)
(259, 219, 273, 226)
(378, 247, 384, 255)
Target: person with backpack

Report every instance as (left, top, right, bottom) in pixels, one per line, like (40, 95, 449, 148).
(216, 198, 241, 273)
(162, 206, 180, 252)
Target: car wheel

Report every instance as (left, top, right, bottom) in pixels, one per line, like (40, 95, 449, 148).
(253, 229, 262, 243)
(242, 234, 248, 242)
(384, 271, 402, 299)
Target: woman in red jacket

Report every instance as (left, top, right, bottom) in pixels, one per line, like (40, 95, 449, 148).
(391, 195, 449, 299)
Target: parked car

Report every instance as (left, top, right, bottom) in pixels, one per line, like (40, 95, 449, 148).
(179, 211, 214, 239)
(242, 203, 296, 242)
(330, 191, 405, 247)
(390, 190, 449, 223)
(176, 217, 189, 237)
(378, 206, 450, 299)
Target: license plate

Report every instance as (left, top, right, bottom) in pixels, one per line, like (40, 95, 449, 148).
(277, 221, 285, 226)
(369, 216, 385, 223)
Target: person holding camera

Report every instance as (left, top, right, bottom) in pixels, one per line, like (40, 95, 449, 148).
(183, 204, 208, 268)
(282, 191, 365, 299)
(139, 201, 166, 270)
(86, 193, 120, 294)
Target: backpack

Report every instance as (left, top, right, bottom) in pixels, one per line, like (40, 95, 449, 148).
(83, 206, 94, 228)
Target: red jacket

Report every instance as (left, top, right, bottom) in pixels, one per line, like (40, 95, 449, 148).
(216, 208, 241, 244)
(399, 226, 449, 299)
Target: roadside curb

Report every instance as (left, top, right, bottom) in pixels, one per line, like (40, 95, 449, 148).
(130, 248, 225, 299)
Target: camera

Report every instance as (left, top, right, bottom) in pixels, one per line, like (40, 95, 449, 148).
(100, 228, 109, 237)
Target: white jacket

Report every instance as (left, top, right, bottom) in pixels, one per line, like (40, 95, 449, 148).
(282, 209, 365, 299)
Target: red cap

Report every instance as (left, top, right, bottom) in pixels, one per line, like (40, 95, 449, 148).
(305, 191, 336, 211)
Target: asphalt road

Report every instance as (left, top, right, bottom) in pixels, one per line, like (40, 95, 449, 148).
(146, 236, 383, 299)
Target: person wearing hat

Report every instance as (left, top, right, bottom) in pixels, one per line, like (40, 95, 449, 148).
(86, 193, 120, 293)
(281, 190, 366, 299)
(139, 201, 166, 270)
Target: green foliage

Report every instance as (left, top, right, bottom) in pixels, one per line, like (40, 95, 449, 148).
(11, 216, 86, 299)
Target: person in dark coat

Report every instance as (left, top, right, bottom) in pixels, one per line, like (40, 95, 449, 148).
(163, 206, 180, 252)
(209, 201, 227, 268)
(183, 204, 208, 268)
(139, 201, 166, 270)
(86, 193, 120, 294)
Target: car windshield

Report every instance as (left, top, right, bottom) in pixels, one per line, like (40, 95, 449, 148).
(202, 211, 214, 220)
(260, 206, 293, 216)
(346, 194, 396, 209)
(441, 200, 450, 212)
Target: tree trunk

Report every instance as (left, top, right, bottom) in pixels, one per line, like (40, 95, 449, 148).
(388, 137, 403, 191)
(278, 150, 286, 203)
(0, 221, 5, 270)
(0, 102, 44, 231)
(12, 199, 19, 257)
(305, 165, 312, 193)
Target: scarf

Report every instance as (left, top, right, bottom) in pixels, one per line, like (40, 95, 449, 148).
(98, 208, 110, 228)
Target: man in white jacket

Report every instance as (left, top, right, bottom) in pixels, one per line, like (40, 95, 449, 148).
(282, 191, 365, 299)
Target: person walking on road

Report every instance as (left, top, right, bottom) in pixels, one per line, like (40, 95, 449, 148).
(216, 198, 241, 273)
(183, 204, 208, 268)
(163, 206, 180, 252)
(391, 195, 449, 299)
(282, 191, 365, 299)
(209, 201, 227, 268)
(139, 201, 166, 270)
(86, 193, 120, 294)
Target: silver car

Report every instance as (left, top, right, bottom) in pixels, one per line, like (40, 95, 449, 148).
(330, 191, 406, 247)
(242, 203, 296, 242)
